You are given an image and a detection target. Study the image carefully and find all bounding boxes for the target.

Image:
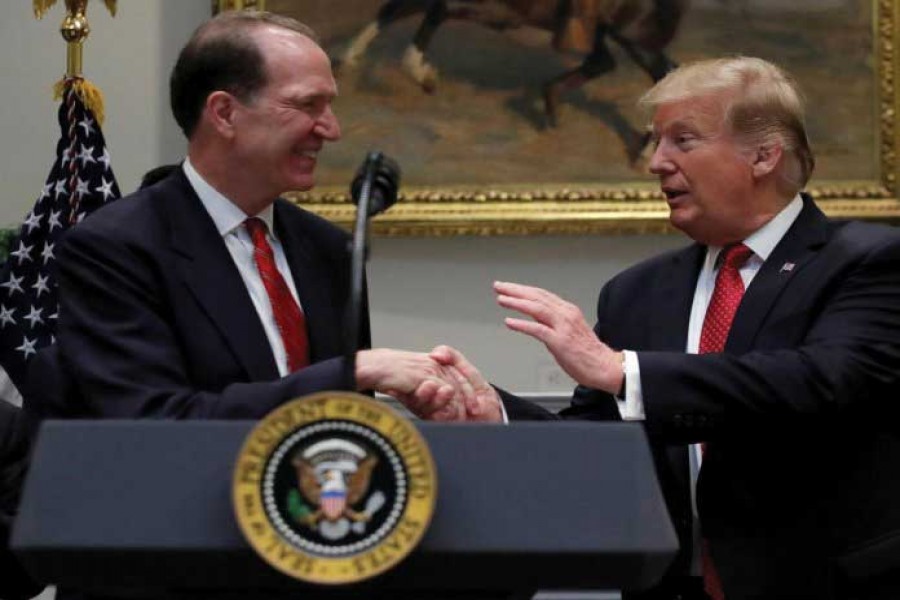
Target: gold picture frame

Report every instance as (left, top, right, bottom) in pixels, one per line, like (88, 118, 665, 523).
(213, 0, 268, 12)
(257, 0, 900, 236)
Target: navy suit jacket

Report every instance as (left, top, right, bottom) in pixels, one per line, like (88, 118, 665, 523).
(45, 169, 369, 420)
(503, 196, 900, 598)
(0, 401, 43, 600)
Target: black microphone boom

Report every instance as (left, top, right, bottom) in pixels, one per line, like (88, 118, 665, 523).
(350, 153, 401, 216)
(342, 151, 401, 391)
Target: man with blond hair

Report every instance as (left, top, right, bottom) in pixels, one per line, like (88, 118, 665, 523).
(406, 57, 900, 599)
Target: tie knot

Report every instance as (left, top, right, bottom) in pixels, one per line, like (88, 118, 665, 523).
(244, 217, 267, 243)
(720, 243, 753, 270)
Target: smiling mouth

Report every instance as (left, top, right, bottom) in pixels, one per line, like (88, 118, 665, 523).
(662, 189, 688, 201)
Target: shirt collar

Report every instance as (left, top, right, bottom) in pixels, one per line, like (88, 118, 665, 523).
(707, 194, 803, 264)
(182, 157, 276, 237)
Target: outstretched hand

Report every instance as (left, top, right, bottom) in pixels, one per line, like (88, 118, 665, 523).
(393, 345, 503, 422)
(429, 345, 503, 422)
(493, 281, 623, 394)
(356, 348, 463, 414)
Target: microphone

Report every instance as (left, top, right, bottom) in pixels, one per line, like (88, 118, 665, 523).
(343, 151, 400, 391)
(350, 152, 401, 216)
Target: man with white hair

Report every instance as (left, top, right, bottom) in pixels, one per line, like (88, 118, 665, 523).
(405, 57, 900, 600)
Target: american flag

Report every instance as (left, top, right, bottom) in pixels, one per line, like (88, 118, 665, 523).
(0, 80, 120, 405)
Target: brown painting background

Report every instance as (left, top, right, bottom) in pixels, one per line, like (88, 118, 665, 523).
(268, 0, 875, 189)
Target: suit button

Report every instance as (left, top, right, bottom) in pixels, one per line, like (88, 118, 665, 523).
(674, 415, 683, 426)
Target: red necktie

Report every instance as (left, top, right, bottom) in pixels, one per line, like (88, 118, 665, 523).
(244, 218, 309, 372)
(698, 242, 753, 600)
(699, 243, 753, 354)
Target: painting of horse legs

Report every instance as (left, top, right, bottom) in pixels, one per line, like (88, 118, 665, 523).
(267, 0, 874, 193)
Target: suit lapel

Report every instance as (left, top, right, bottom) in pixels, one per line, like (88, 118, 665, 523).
(165, 172, 279, 380)
(649, 244, 706, 351)
(726, 195, 830, 354)
(274, 201, 342, 362)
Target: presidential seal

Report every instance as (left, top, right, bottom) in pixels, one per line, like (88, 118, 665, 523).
(233, 392, 437, 585)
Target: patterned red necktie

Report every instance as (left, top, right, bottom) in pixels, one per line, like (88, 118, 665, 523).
(244, 218, 309, 372)
(699, 243, 753, 354)
(698, 242, 753, 600)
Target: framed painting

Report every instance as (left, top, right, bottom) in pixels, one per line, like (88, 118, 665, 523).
(250, 0, 899, 235)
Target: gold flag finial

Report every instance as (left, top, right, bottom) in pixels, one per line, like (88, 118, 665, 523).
(34, 0, 118, 124)
(33, 0, 57, 20)
(33, 0, 117, 76)
(33, 0, 115, 20)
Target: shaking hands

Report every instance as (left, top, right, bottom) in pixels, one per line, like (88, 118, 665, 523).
(360, 280, 623, 422)
(355, 347, 503, 422)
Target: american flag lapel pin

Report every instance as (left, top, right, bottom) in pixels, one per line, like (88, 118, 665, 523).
(780, 262, 796, 273)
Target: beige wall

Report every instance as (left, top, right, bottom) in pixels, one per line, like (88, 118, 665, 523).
(0, 0, 684, 393)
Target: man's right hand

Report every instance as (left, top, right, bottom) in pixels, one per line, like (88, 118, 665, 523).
(405, 345, 503, 423)
(355, 348, 467, 420)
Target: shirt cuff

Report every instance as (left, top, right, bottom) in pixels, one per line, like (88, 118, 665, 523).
(616, 350, 645, 421)
(499, 393, 510, 424)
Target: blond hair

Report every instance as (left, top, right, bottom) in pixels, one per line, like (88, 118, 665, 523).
(640, 56, 815, 193)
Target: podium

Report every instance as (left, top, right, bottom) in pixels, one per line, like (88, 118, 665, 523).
(12, 420, 677, 597)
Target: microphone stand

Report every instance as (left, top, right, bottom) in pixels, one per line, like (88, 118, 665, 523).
(342, 151, 383, 391)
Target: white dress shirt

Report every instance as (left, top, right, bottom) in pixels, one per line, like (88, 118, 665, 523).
(182, 158, 303, 377)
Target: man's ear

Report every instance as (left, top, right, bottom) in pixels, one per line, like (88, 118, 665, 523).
(751, 143, 783, 179)
(205, 91, 239, 139)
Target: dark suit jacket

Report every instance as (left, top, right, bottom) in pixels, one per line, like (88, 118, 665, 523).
(502, 197, 900, 599)
(0, 401, 43, 600)
(40, 169, 370, 420)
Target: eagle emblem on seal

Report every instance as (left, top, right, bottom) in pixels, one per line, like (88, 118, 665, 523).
(286, 438, 385, 539)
